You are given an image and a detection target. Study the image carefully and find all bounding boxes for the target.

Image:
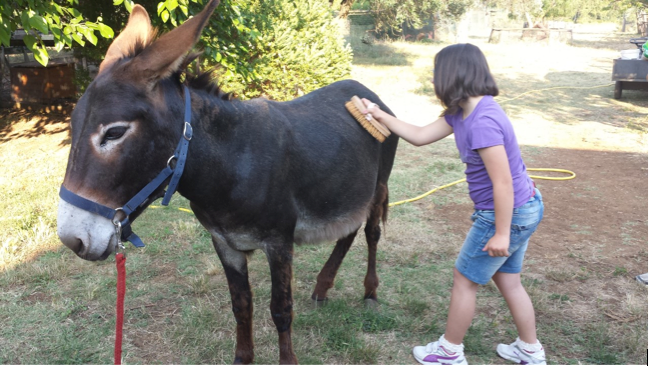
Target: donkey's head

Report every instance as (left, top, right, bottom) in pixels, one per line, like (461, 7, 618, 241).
(57, 0, 219, 260)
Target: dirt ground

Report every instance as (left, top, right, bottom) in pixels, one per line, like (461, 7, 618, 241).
(0, 33, 646, 363)
(349, 38, 649, 291)
(2, 96, 645, 281)
(1, 79, 646, 280)
(434, 146, 648, 278)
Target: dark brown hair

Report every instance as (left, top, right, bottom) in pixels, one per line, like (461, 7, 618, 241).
(433, 43, 499, 116)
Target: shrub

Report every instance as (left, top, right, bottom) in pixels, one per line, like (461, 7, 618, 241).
(160, 0, 352, 100)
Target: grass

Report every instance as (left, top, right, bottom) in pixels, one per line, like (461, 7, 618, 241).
(1, 24, 647, 365)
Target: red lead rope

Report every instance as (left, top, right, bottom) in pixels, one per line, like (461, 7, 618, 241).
(115, 253, 126, 365)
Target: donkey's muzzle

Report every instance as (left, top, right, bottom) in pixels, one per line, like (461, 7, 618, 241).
(57, 199, 116, 261)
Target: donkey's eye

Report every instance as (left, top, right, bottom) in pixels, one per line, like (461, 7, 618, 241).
(101, 126, 129, 146)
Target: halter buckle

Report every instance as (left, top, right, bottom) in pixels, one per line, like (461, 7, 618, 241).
(114, 220, 126, 256)
(112, 207, 126, 225)
(183, 122, 193, 141)
(167, 155, 177, 169)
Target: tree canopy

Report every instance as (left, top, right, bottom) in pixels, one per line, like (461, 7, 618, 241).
(484, 0, 647, 24)
(155, 0, 353, 100)
(338, 0, 647, 34)
(0, 0, 114, 66)
(349, 0, 473, 35)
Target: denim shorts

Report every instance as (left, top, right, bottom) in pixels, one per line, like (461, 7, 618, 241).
(455, 188, 544, 285)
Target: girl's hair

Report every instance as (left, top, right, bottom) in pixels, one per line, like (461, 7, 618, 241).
(434, 43, 499, 116)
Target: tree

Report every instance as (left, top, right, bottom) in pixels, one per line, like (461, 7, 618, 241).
(74, 0, 165, 61)
(156, 0, 352, 100)
(0, 0, 114, 66)
(485, 0, 648, 25)
(330, 0, 354, 17)
(338, 0, 472, 38)
(2, 0, 352, 100)
(368, 0, 442, 35)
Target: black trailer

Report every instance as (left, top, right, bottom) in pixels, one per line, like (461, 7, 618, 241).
(612, 37, 648, 99)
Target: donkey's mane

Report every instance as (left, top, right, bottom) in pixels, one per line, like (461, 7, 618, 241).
(178, 52, 235, 101)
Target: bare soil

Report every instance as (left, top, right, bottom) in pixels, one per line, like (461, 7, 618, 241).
(434, 146, 648, 279)
(2, 95, 645, 289)
(350, 36, 649, 290)
(1, 32, 646, 363)
(1, 79, 646, 281)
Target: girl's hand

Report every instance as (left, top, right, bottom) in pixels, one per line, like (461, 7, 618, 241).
(482, 233, 510, 257)
(360, 98, 389, 123)
(356, 97, 454, 147)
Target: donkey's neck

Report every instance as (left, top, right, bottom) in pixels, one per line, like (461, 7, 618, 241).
(175, 90, 272, 212)
(194, 92, 253, 137)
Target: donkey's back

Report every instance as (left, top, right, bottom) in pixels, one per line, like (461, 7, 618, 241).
(260, 79, 398, 244)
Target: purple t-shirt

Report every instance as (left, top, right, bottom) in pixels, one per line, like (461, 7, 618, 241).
(445, 96, 534, 210)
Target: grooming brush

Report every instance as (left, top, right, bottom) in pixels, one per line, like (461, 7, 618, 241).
(345, 95, 391, 143)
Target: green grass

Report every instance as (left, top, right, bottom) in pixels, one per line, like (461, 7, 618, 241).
(1, 32, 647, 365)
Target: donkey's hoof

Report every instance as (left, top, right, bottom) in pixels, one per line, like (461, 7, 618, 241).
(311, 296, 328, 307)
(233, 356, 252, 365)
(364, 298, 380, 310)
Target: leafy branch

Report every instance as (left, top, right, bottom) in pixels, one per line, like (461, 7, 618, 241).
(0, 0, 114, 66)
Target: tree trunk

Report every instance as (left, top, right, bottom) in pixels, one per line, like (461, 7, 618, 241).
(525, 12, 533, 28)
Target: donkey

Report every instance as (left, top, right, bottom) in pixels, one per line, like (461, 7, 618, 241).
(56, 0, 398, 364)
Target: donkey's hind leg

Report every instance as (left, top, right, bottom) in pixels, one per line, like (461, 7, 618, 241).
(311, 229, 359, 302)
(363, 182, 388, 304)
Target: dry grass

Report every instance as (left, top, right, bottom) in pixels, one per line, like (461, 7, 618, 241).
(1, 23, 647, 365)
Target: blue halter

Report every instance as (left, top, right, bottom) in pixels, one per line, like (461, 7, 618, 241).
(59, 86, 194, 249)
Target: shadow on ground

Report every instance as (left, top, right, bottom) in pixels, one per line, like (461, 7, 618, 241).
(1, 141, 647, 364)
(493, 70, 647, 129)
(572, 32, 644, 51)
(0, 105, 72, 145)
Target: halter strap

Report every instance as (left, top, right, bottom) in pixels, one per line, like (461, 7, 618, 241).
(163, 86, 192, 205)
(59, 185, 115, 220)
(59, 86, 193, 248)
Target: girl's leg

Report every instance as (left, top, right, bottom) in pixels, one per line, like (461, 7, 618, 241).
(444, 267, 479, 345)
(492, 271, 537, 343)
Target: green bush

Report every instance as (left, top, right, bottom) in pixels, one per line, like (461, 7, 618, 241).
(246, 0, 353, 100)
(161, 0, 352, 100)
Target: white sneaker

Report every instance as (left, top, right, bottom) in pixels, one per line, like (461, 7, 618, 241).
(412, 338, 468, 365)
(497, 338, 546, 365)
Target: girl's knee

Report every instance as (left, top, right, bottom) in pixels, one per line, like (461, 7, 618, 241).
(493, 272, 525, 294)
(453, 267, 479, 290)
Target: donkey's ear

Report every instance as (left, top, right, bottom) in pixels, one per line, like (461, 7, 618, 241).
(98, 5, 153, 74)
(128, 0, 220, 85)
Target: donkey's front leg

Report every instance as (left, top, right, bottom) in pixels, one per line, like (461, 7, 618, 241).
(265, 241, 298, 364)
(212, 238, 254, 364)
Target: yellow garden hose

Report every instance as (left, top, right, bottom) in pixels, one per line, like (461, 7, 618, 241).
(150, 168, 575, 212)
(388, 168, 576, 208)
(389, 178, 468, 207)
(149, 82, 593, 214)
(526, 168, 576, 181)
(149, 205, 193, 213)
(388, 81, 595, 208)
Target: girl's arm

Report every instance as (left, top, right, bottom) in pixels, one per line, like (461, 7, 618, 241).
(361, 98, 453, 146)
(479, 145, 514, 257)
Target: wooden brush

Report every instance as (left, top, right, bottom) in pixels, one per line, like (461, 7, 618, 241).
(345, 95, 391, 142)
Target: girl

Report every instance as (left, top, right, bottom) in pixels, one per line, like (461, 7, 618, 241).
(361, 43, 546, 365)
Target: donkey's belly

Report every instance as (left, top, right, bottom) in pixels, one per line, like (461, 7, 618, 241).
(293, 205, 369, 245)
